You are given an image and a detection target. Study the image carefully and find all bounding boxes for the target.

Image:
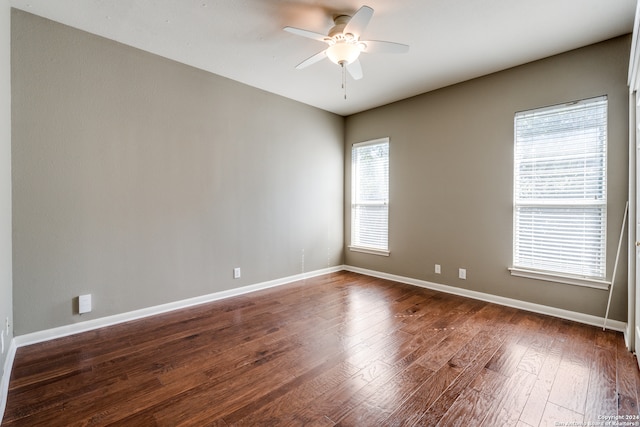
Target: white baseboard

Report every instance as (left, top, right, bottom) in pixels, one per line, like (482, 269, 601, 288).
(344, 266, 628, 333)
(0, 337, 17, 425)
(1, 264, 629, 424)
(11, 265, 627, 348)
(14, 265, 344, 348)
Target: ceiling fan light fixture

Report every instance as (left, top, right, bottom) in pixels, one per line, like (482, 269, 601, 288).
(284, 4, 409, 94)
(326, 42, 361, 65)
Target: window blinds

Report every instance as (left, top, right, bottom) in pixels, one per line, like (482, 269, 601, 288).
(352, 139, 389, 252)
(513, 96, 607, 279)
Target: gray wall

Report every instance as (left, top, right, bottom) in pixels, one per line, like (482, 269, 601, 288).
(1, 1, 13, 382)
(11, 10, 344, 335)
(345, 36, 631, 322)
(10, 8, 632, 337)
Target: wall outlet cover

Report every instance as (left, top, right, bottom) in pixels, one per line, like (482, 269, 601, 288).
(79, 294, 92, 314)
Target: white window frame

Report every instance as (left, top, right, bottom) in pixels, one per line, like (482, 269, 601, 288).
(349, 137, 390, 256)
(510, 96, 609, 289)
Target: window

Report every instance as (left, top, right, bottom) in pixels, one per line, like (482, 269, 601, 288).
(350, 138, 389, 256)
(511, 96, 608, 286)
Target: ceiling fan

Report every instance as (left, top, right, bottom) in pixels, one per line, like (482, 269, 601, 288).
(283, 5, 409, 83)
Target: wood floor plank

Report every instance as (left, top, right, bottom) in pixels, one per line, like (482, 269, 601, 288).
(548, 342, 591, 414)
(334, 363, 434, 427)
(539, 401, 583, 427)
(617, 336, 640, 417)
(518, 339, 564, 426)
(484, 338, 528, 377)
(471, 367, 509, 398)
(3, 271, 638, 426)
(417, 330, 504, 426)
(435, 387, 493, 427)
(479, 368, 538, 426)
(584, 346, 618, 422)
(595, 328, 620, 350)
(227, 357, 359, 425)
(382, 359, 463, 426)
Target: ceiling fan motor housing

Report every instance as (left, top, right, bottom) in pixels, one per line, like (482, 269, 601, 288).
(328, 15, 351, 38)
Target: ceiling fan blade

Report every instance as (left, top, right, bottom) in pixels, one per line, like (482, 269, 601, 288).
(344, 6, 374, 39)
(361, 40, 409, 54)
(284, 26, 329, 43)
(346, 59, 363, 80)
(296, 49, 328, 69)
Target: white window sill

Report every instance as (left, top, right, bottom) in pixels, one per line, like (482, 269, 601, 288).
(349, 246, 390, 257)
(508, 267, 610, 290)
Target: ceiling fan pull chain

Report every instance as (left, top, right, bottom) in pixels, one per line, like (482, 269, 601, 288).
(341, 62, 347, 100)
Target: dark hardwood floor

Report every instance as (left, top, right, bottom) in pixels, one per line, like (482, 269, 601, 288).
(3, 271, 640, 426)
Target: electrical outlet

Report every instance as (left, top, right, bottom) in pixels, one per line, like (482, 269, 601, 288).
(233, 267, 241, 279)
(459, 268, 467, 280)
(435, 264, 441, 274)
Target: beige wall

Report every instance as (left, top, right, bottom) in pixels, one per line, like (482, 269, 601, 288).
(345, 35, 631, 321)
(1, 2, 13, 382)
(11, 10, 344, 335)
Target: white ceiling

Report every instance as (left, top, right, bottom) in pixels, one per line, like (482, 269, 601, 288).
(9, 0, 638, 116)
